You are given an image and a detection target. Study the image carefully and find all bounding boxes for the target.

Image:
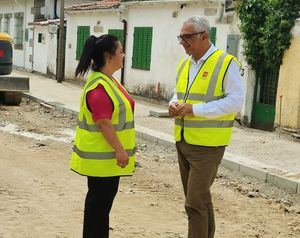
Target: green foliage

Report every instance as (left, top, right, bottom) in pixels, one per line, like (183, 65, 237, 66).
(237, 0, 300, 71)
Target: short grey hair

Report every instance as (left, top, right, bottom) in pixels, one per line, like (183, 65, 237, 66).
(184, 16, 211, 35)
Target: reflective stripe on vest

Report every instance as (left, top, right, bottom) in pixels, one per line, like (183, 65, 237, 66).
(174, 49, 236, 146)
(73, 145, 136, 160)
(177, 92, 223, 101)
(70, 72, 135, 177)
(176, 52, 227, 103)
(176, 58, 189, 84)
(78, 76, 134, 132)
(77, 116, 135, 132)
(175, 118, 234, 128)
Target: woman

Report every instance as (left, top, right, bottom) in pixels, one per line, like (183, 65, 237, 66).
(70, 34, 135, 238)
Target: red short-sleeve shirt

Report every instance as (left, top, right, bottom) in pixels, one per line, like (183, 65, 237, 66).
(87, 78, 135, 122)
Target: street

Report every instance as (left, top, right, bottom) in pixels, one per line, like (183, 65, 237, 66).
(0, 99, 299, 238)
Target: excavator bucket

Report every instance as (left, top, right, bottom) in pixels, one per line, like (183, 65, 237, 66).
(0, 76, 29, 92)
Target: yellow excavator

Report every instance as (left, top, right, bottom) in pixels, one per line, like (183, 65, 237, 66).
(0, 32, 29, 105)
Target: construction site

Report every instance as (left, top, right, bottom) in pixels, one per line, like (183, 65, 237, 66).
(0, 70, 299, 237)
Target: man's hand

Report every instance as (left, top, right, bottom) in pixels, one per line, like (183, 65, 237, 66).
(169, 102, 179, 117)
(176, 103, 194, 117)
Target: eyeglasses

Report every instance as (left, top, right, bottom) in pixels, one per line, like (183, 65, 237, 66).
(177, 31, 205, 42)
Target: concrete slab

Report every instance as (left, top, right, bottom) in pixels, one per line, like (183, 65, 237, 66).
(149, 110, 170, 118)
(267, 173, 299, 193)
(221, 158, 240, 171)
(291, 133, 300, 139)
(239, 164, 267, 181)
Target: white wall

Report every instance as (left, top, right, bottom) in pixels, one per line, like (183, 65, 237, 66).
(47, 29, 58, 76)
(65, 10, 123, 80)
(0, 0, 34, 69)
(33, 26, 47, 73)
(46, 0, 86, 19)
(24, 0, 34, 70)
(123, 2, 242, 101)
(64, 2, 251, 120)
(24, 27, 34, 70)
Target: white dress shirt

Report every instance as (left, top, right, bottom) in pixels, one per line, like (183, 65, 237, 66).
(170, 44, 244, 118)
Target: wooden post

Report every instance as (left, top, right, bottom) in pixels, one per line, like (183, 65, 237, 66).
(56, 0, 65, 83)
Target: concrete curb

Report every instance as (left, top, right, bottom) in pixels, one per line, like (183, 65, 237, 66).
(22, 93, 300, 194)
(135, 126, 300, 194)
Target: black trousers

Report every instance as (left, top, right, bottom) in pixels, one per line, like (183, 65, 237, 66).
(83, 176, 120, 238)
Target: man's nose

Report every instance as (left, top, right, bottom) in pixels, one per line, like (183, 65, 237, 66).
(179, 38, 185, 45)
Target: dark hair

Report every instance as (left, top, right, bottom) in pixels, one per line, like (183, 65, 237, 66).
(75, 34, 119, 77)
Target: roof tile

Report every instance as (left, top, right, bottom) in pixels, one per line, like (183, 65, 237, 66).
(65, 0, 120, 11)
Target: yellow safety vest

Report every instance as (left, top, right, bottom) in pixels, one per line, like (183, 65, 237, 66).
(70, 71, 135, 177)
(175, 49, 238, 146)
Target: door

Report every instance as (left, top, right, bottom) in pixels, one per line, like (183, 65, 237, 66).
(251, 67, 279, 131)
(33, 27, 47, 74)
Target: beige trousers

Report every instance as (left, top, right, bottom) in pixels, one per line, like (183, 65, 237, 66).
(176, 138, 225, 238)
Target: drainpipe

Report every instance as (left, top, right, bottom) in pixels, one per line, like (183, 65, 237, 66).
(56, 0, 65, 83)
(31, 28, 35, 72)
(54, 0, 58, 19)
(120, 19, 127, 86)
(24, 1, 27, 69)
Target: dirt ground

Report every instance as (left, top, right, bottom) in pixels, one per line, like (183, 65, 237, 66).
(0, 99, 299, 238)
(134, 99, 300, 180)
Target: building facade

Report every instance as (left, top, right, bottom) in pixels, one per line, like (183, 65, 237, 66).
(65, 0, 248, 118)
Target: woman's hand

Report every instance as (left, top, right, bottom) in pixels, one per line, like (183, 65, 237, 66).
(116, 148, 129, 168)
(96, 118, 129, 169)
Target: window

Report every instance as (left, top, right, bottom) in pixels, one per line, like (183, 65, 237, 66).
(210, 27, 217, 45)
(132, 27, 153, 70)
(76, 26, 90, 60)
(108, 29, 124, 46)
(25, 29, 29, 42)
(14, 12, 24, 49)
(3, 14, 11, 34)
(38, 33, 43, 43)
(225, 0, 237, 12)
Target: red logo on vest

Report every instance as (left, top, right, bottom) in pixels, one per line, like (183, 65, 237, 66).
(202, 71, 209, 78)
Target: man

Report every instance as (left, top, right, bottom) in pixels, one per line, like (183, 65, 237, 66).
(169, 17, 244, 238)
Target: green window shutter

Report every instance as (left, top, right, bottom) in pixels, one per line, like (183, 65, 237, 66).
(132, 28, 140, 68)
(145, 28, 152, 70)
(108, 29, 124, 46)
(76, 26, 90, 60)
(132, 27, 152, 70)
(210, 27, 217, 45)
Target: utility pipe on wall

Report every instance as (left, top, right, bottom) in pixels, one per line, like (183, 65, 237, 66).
(120, 19, 127, 86)
(56, 0, 65, 83)
(54, 0, 58, 19)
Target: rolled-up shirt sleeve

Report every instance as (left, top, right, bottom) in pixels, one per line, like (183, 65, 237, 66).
(192, 60, 244, 118)
(87, 85, 113, 121)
